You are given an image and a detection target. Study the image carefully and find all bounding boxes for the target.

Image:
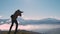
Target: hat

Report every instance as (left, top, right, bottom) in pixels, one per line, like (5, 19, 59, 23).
(16, 9, 23, 13)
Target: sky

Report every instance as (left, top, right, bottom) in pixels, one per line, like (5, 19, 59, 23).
(0, 0, 60, 20)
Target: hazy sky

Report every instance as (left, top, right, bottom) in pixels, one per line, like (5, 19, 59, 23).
(0, 0, 60, 20)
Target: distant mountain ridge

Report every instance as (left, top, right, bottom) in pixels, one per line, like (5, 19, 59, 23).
(21, 18, 60, 25)
(0, 18, 60, 25)
(0, 19, 9, 25)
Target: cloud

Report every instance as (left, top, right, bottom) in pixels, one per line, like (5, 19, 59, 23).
(0, 24, 60, 31)
(22, 16, 46, 20)
(22, 16, 60, 20)
(0, 16, 3, 18)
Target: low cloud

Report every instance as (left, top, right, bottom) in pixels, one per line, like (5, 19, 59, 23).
(0, 16, 3, 18)
(0, 24, 60, 31)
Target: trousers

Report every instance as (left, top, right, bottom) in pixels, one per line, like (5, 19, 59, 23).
(8, 20, 18, 34)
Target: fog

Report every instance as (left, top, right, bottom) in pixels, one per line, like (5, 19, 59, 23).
(0, 24, 60, 31)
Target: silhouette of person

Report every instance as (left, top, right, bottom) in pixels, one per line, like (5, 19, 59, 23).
(8, 10, 23, 34)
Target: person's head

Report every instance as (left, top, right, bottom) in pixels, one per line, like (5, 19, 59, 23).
(14, 9, 23, 16)
(16, 10, 23, 13)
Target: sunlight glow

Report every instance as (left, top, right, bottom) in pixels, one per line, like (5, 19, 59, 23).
(0, 24, 60, 31)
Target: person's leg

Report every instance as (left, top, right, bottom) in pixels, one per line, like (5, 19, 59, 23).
(14, 20, 18, 34)
(8, 21, 14, 34)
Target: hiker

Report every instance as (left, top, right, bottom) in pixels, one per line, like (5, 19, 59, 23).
(8, 9, 23, 34)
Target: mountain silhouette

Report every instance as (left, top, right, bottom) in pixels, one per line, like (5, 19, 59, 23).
(0, 18, 60, 25)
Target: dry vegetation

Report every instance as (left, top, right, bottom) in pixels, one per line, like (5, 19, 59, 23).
(0, 30, 41, 34)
